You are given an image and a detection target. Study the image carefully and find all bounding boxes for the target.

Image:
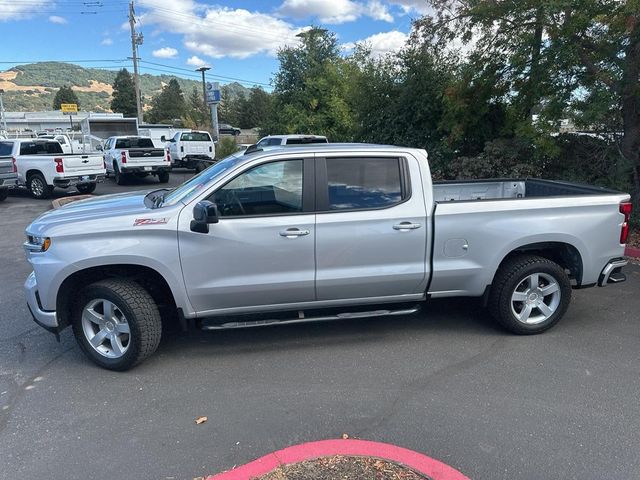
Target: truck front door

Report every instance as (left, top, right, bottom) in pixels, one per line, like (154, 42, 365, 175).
(178, 156, 316, 313)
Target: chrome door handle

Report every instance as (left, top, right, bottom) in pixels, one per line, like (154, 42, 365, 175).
(393, 222, 422, 231)
(279, 228, 310, 238)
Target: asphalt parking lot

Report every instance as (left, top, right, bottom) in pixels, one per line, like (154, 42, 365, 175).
(1, 174, 639, 480)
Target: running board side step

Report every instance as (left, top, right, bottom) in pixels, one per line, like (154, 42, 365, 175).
(200, 306, 421, 331)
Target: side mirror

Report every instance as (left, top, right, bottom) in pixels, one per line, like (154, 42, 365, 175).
(190, 200, 219, 233)
(96, 144, 103, 151)
(160, 135, 166, 142)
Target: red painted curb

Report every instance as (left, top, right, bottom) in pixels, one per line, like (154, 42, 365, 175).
(625, 246, 640, 258)
(207, 439, 469, 480)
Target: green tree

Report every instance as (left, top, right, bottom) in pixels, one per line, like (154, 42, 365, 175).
(110, 68, 137, 117)
(184, 86, 210, 130)
(52, 86, 79, 110)
(423, 0, 640, 204)
(147, 78, 186, 124)
(262, 28, 354, 141)
(237, 87, 272, 129)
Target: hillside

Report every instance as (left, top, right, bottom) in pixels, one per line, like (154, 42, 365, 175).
(0, 62, 251, 112)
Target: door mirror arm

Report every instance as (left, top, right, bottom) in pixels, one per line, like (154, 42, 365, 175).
(190, 200, 219, 233)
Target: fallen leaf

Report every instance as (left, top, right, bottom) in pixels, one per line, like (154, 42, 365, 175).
(195, 416, 208, 425)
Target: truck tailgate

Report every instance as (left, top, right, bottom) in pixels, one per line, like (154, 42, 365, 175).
(183, 142, 211, 155)
(63, 154, 104, 174)
(0, 156, 14, 176)
(127, 148, 166, 164)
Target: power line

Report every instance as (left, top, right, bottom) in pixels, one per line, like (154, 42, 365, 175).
(138, 60, 272, 87)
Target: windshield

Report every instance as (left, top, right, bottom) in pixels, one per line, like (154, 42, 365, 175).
(161, 152, 244, 206)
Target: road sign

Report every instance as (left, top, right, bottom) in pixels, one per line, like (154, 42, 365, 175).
(61, 103, 78, 114)
(206, 82, 221, 105)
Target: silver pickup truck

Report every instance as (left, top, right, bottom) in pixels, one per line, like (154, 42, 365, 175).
(23, 144, 632, 370)
(0, 153, 18, 201)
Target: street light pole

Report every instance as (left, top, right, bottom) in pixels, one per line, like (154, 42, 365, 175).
(195, 66, 216, 139)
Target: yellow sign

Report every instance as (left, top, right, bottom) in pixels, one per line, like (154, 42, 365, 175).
(61, 103, 78, 114)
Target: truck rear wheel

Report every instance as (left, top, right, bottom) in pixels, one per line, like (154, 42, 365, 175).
(489, 254, 571, 334)
(158, 171, 170, 183)
(72, 279, 162, 371)
(27, 173, 53, 199)
(0, 188, 8, 201)
(114, 163, 126, 185)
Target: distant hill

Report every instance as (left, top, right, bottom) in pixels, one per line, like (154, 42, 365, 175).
(0, 62, 251, 113)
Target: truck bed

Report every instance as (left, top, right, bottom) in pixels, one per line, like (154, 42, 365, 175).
(433, 179, 619, 203)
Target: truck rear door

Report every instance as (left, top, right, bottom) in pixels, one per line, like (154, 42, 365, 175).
(314, 154, 429, 300)
(117, 138, 165, 165)
(63, 154, 104, 174)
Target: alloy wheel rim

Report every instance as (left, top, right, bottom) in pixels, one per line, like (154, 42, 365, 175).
(510, 272, 561, 325)
(81, 298, 131, 358)
(31, 178, 44, 196)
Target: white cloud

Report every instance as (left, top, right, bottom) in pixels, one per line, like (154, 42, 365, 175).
(48, 15, 67, 24)
(152, 47, 179, 58)
(343, 30, 408, 58)
(278, 0, 393, 24)
(186, 56, 208, 67)
(101, 37, 113, 46)
(388, 0, 433, 15)
(0, 1, 47, 21)
(138, 1, 305, 59)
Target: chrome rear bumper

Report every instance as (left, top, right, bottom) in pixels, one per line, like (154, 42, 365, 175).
(598, 259, 628, 287)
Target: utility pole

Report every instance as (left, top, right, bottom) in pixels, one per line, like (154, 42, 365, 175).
(195, 66, 211, 128)
(129, 0, 143, 124)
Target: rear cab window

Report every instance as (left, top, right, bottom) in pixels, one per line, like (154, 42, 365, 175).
(320, 157, 408, 211)
(115, 138, 155, 149)
(0, 142, 13, 156)
(19, 141, 63, 155)
(181, 132, 212, 142)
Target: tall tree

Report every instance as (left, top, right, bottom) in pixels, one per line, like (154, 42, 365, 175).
(423, 0, 640, 204)
(262, 27, 354, 141)
(237, 87, 272, 129)
(110, 68, 137, 118)
(184, 86, 210, 130)
(52, 86, 79, 110)
(146, 79, 186, 124)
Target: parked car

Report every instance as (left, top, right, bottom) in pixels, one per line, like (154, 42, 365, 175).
(218, 123, 241, 136)
(102, 136, 171, 185)
(23, 144, 631, 370)
(166, 130, 215, 172)
(3, 139, 104, 199)
(256, 134, 328, 148)
(0, 141, 18, 201)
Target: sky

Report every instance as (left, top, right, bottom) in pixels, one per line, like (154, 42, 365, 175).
(0, 0, 432, 89)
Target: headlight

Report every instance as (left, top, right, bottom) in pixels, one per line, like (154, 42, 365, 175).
(24, 235, 51, 252)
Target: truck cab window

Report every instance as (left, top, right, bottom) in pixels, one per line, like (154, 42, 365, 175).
(210, 160, 303, 217)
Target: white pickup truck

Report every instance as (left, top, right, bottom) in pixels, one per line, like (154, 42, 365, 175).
(2, 139, 105, 199)
(166, 130, 215, 172)
(23, 144, 632, 370)
(102, 136, 171, 185)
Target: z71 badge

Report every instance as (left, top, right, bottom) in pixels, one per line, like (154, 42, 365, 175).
(133, 218, 169, 226)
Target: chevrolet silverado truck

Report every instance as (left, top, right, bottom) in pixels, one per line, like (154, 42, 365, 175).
(3, 139, 105, 199)
(23, 144, 632, 370)
(0, 144, 18, 201)
(102, 136, 171, 185)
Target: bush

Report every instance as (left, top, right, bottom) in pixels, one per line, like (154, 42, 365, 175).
(215, 137, 238, 159)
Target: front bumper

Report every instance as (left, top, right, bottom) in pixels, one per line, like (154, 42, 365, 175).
(24, 271, 60, 333)
(53, 174, 105, 188)
(598, 258, 628, 286)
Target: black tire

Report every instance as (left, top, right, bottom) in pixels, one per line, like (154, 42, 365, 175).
(158, 171, 170, 183)
(0, 188, 8, 201)
(489, 254, 571, 334)
(27, 173, 53, 199)
(194, 161, 206, 173)
(72, 279, 162, 371)
(76, 183, 96, 194)
(114, 162, 126, 185)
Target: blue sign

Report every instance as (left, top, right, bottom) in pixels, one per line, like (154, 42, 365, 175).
(206, 82, 221, 104)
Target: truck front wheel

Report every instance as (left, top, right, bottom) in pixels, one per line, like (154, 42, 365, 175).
(489, 254, 571, 334)
(72, 279, 162, 371)
(27, 173, 53, 199)
(114, 163, 126, 185)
